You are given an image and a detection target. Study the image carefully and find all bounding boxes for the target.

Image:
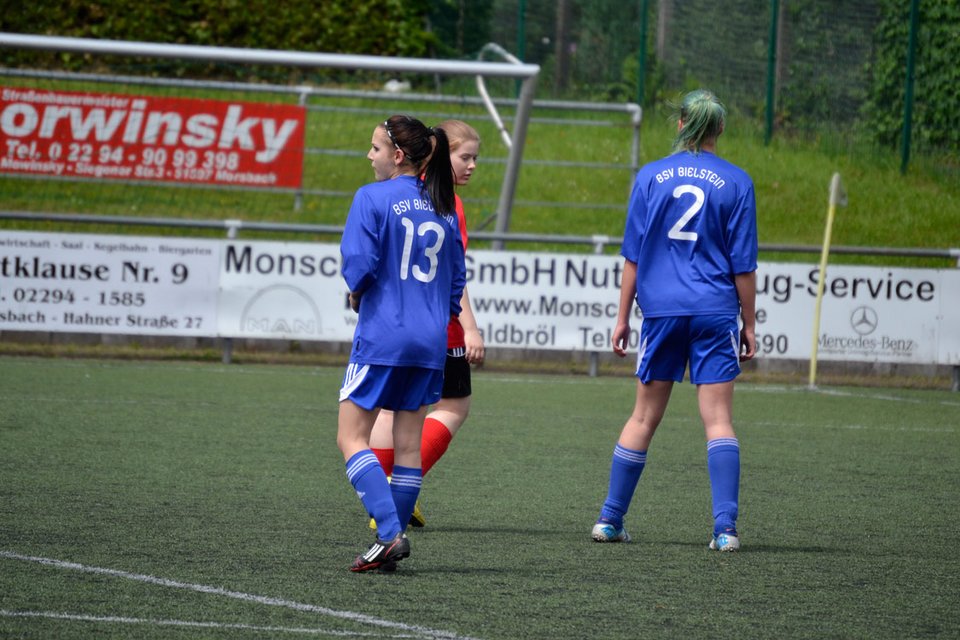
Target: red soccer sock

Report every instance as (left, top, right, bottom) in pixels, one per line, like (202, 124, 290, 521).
(421, 417, 453, 476)
(371, 447, 394, 478)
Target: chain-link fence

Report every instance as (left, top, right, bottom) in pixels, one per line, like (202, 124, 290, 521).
(473, 0, 956, 157)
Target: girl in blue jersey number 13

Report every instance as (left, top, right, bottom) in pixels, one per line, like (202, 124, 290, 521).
(337, 115, 465, 572)
(367, 119, 486, 530)
(591, 89, 758, 552)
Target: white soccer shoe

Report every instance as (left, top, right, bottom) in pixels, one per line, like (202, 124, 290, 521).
(709, 531, 741, 552)
(591, 522, 631, 543)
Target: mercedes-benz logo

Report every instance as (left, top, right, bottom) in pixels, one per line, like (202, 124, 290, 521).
(850, 306, 878, 335)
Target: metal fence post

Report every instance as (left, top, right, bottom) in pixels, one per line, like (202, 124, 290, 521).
(587, 235, 614, 377)
(294, 89, 308, 212)
(221, 220, 242, 364)
(764, 0, 780, 146)
(900, 0, 920, 175)
(636, 0, 650, 106)
(954, 249, 960, 391)
(628, 103, 642, 174)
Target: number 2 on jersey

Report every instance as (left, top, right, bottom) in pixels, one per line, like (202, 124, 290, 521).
(399, 217, 446, 282)
(668, 184, 705, 242)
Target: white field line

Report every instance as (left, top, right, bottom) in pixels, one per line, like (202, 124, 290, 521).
(811, 386, 960, 406)
(486, 376, 960, 407)
(748, 420, 955, 434)
(0, 609, 419, 638)
(740, 383, 960, 409)
(0, 358, 333, 378)
(0, 551, 479, 640)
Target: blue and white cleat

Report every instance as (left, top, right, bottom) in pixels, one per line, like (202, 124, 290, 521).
(709, 530, 741, 552)
(591, 521, 631, 543)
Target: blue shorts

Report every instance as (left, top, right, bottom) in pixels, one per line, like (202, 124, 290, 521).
(339, 363, 443, 411)
(635, 315, 741, 384)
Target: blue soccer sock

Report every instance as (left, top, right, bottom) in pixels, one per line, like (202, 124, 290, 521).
(598, 444, 647, 528)
(707, 437, 740, 535)
(345, 450, 402, 540)
(390, 465, 423, 531)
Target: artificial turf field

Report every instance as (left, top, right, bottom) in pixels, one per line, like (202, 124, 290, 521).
(1, 356, 958, 639)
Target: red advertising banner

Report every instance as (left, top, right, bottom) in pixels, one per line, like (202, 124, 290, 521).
(0, 86, 306, 188)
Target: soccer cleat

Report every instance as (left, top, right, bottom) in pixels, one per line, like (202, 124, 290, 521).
(408, 499, 426, 528)
(369, 500, 426, 530)
(350, 533, 410, 572)
(709, 530, 741, 552)
(591, 521, 631, 543)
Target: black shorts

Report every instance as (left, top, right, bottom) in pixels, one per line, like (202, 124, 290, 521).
(441, 347, 472, 399)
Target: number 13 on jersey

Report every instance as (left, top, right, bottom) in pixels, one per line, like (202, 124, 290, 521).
(399, 218, 446, 283)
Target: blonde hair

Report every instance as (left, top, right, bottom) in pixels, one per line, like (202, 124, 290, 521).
(437, 119, 480, 152)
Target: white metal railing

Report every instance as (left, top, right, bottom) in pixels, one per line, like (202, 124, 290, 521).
(3, 210, 957, 261)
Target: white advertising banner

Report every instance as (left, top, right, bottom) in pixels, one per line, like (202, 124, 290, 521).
(216, 240, 352, 341)
(466, 250, 639, 352)
(465, 250, 960, 365)
(0, 230, 220, 335)
(939, 269, 960, 365)
(752, 262, 960, 365)
(1, 230, 957, 366)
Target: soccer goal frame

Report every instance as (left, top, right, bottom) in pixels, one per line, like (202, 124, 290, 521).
(0, 32, 540, 245)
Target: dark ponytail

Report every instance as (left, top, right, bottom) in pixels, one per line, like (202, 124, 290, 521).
(421, 127, 455, 215)
(382, 115, 455, 215)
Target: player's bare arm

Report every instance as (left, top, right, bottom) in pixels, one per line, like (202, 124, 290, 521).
(612, 259, 638, 357)
(458, 287, 485, 364)
(348, 290, 362, 312)
(735, 271, 757, 361)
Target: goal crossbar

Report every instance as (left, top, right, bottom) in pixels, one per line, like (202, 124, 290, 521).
(0, 32, 540, 79)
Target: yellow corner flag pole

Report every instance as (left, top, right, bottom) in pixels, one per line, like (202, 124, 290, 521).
(808, 172, 847, 389)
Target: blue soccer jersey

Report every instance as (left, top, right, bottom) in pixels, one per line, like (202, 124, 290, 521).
(622, 150, 758, 317)
(341, 175, 466, 370)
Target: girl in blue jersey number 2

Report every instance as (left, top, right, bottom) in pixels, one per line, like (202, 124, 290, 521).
(591, 89, 758, 552)
(337, 115, 465, 572)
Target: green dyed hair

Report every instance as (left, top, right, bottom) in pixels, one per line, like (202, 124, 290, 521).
(672, 89, 726, 154)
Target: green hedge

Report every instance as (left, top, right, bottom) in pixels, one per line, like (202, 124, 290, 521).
(3, 0, 435, 60)
(863, 0, 960, 152)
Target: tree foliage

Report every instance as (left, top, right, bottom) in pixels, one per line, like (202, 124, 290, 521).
(1, 0, 435, 60)
(776, 1, 880, 132)
(863, 0, 960, 152)
(426, 0, 493, 59)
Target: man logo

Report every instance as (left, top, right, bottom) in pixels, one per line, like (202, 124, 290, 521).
(850, 306, 879, 336)
(240, 284, 322, 336)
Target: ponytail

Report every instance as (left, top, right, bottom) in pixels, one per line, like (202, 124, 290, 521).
(421, 127, 455, 215)
(382, 115, 455, 215)
(672, 89, 726, 154)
